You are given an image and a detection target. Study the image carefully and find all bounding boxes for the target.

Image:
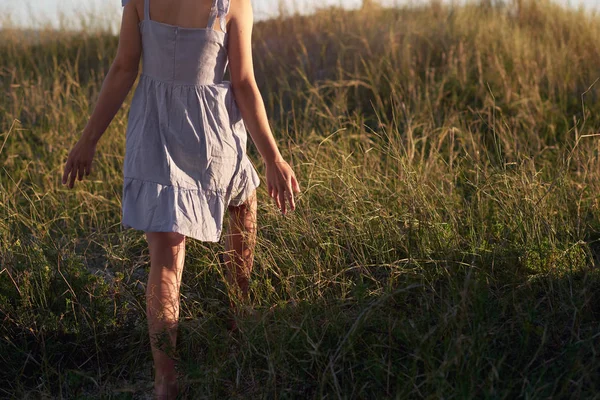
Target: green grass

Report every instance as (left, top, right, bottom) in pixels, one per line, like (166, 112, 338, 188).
(1, 0, 600, 397)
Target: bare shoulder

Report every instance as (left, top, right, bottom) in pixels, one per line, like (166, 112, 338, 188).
(116, 0, 143, 70)
(122, 0, 144, 21)
(228, 0, 253, 28)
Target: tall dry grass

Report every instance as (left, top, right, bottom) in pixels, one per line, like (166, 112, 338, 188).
(1, 0, 600, 397)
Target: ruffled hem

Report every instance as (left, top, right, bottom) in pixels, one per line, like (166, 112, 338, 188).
(121, 176, 225, 242)
(121, 160, 260, 242)
(229, 155, 261, 207)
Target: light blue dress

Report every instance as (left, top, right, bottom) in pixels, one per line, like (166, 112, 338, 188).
(120, 0, 260, 242)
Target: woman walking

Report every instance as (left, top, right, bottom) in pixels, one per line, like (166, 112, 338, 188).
(62, 0, 301, 397)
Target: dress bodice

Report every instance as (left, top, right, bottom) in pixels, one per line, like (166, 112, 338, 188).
(122, 0, 231, 85)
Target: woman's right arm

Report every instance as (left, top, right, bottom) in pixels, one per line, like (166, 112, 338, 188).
(227, 0, 301, 214)
(62, 0, 142, 188)
(82, 0, 141, 144)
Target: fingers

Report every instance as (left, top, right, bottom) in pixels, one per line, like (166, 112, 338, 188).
(271, 187, 296, 215)
(286, 189, 295, 212)
(77, 163, 86, 181)
(273, 188, 281, 211)
(275, 183, 296, 215)
(62, 160, 77, 188)
(285, 176, 295, 211)
(63, 162, 88, 188)
(267, 163, 300, 215)
(62, 161, 72, 185)
(69, 162, 77, 188)
(268, 182, 280, 210)
(278, 188, 286, 215)
(62, 139, 96, 188)
(291, 174, 301, 193)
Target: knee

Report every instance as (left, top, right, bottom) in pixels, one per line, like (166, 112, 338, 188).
(145, 231, 186, 248)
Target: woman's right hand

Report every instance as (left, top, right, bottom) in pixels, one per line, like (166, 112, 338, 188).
(62, 135, 97, 189)
(265, 158, 301, 215)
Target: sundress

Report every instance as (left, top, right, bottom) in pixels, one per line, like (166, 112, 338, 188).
(120, 0, 261, 242)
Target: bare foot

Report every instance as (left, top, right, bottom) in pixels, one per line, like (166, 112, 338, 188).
(154, 377, 179, 399)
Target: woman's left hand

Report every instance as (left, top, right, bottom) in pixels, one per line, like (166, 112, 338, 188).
(265, 158, 301, 215)
(62, 135, 97, 189)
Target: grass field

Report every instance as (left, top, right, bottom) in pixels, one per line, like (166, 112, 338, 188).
(1, 0, 600, 397)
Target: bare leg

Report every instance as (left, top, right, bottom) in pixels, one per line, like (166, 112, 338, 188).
(223, 189, 258, 328)
(145, 231, 186, 399)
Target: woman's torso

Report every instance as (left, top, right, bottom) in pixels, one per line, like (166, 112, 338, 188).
(137, 0, 231, 86)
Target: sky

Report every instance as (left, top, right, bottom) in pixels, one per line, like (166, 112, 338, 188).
(0, 0, 598, 30)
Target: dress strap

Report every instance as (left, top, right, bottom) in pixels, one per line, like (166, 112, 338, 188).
(206, 0, 219, 30)
(206, 0, 231, 33)
(144, 0, 151, 20)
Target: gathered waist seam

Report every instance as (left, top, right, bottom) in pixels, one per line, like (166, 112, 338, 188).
(139, 72, 229, 87)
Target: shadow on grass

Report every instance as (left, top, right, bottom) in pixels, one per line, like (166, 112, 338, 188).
(3, 237, 599, 398)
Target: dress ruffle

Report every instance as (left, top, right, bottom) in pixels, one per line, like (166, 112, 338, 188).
(229, 154, 261, 207)
(122, 177, 224, 242)
(121, 164, 259, 242)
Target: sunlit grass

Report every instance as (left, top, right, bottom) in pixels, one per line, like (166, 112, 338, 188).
(1, 0, 600, 397)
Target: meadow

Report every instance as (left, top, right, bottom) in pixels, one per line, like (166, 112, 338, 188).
(1, 0, 600, 397)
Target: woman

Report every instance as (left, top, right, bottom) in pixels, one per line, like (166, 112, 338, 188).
(62, 0, 301, 397)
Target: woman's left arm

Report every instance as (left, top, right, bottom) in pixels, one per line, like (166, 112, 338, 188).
(62, 0, 142, 188)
